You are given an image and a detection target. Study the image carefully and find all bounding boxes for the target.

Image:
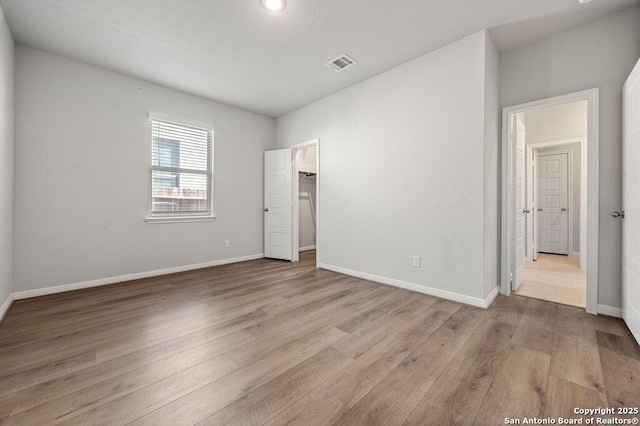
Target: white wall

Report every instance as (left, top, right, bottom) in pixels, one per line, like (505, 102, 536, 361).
(297, 145, 316, 173)
(484, 33, 500, 298)
(525, 101, 587, 144)
(0, 5, 14, 315)
(524, 101, 586, 255)
(277, 31, 493, 302)
(13, 46, 276, 293)
(296, 146, 316, 250)
(500, 7, 640, 308)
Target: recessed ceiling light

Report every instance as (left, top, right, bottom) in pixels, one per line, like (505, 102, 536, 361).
(262, 0, 286, 12)
(578, 0, 592, 3)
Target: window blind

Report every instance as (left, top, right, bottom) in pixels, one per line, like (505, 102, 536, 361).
(149, 118, 213, 216)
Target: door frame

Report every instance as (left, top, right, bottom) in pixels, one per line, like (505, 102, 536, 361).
(292, 139, 319, 266)
(501, 88, 599, 314)
(529, 138, 587, 267)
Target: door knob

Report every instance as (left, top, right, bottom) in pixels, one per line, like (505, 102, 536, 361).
(537, 208, 543, 212)
(263, 208, 269, 212)
(561, 207, 567, 212)
(612, 211, 625, 218)
(523, 209, 530, 214)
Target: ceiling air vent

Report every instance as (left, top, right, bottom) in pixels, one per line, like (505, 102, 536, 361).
(326, 54, 356, 72)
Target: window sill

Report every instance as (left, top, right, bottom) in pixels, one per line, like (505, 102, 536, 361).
(145, 214, 216, 224)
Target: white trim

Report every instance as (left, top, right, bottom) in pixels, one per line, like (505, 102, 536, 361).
(12, 254, 264, 301)
(598, 304, 622, 318)
(571, 252, 581, 257)
(316, 141, 320, 270)
(299, 245, 317, 252)
(319, 263, 498, 309)
(0, 293, 14, 323)
(527, 138, 586, 149)
(144, 214, 216, 223)
(145, 214, 216, 224)
(292, 149, 300, 262)
(501, 88, 599, 315)
(485, 286, 500, 308)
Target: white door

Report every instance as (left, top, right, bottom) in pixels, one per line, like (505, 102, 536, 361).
(513, 115, 527, 290)
(623, 58, 640, 344)
(526, 146, 536, 262)
(264, 149, 292, 260)
(537, 153, 569, 255)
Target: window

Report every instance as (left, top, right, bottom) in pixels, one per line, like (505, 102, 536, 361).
(149, 118, 213, 218)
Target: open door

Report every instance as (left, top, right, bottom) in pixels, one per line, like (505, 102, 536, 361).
(526, 146, 538, 262)
(264, 149, 292, 260)
(622, 58, 640, 344)
(513, 114, 527, 290)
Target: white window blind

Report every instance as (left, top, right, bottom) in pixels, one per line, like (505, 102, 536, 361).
(149, 118, 213, 217)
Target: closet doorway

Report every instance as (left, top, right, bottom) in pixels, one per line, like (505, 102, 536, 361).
(292, 139, 318, 264)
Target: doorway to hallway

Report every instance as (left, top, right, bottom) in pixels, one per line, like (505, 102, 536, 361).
(502, 90, 597, 312)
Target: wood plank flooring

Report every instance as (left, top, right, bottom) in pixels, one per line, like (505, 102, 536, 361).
(0, 251, 639, 425)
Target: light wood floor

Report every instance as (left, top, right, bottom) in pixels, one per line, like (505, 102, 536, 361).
(516, 253, 586, 308)
(0, 251, 638, 425)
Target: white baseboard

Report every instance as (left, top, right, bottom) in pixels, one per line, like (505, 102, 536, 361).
(597, 304, 622, 318)
(299, 245, 316, 252)
(485, 286, 500, 308)
(0, 292, 14, 323)
(571, 252, 580, 257)
(12, 254, 264, 301)
(318, 263, 495, 309)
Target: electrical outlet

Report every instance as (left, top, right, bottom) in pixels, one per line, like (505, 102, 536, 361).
(224, 240, 230, 248)
(412, 256, 421, 267)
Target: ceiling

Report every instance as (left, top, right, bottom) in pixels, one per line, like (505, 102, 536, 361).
(1, 0, 638, 117)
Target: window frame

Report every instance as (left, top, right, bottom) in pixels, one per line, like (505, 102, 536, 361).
(146, 116, 215, 223)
